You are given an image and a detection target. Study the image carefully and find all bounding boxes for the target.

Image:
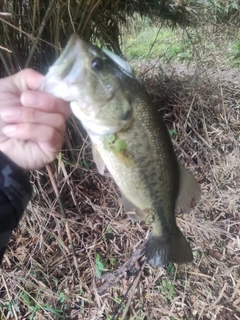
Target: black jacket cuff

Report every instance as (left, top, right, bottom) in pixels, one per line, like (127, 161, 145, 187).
(0, 151, 32, 231)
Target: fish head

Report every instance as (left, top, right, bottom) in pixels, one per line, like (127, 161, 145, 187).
(40, 34, 135, 135)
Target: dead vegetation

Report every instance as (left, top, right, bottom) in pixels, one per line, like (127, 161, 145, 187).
(0, 0, 199, 78)
(0, 60, 240, 319)
(0, 0, 240, 319)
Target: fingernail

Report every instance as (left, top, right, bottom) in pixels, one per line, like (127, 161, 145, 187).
(21, 91, 42, 107)
(1, 107, 20, 120)
(2, 125, 17, 134)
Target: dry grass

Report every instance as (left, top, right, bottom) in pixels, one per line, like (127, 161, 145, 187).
(1, 1, 240, 319)
(0, 0, 199, 79)
(0, 59, 240, 319)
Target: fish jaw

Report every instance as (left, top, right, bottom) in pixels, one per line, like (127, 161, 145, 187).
(70, 101, 124, 135)
(40, 34, 134, 135)
(39, 34, 87, 101)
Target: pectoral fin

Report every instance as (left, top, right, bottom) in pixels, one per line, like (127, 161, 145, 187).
(175, 164, 201, 214)
(92, 145, 105, 175)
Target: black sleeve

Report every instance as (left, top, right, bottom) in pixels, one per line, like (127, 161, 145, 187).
(0, 152, 32, 264)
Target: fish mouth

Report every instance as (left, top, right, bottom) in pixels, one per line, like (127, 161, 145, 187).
(39, 34, 87, 100)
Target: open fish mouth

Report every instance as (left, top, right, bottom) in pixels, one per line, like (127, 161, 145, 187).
(39, 34, 201, 267)
(39, 34, 87, 100)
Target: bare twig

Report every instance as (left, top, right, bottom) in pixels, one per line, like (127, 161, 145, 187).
(97, 241, 146, 294)
(46, 164, 80, 277)
(120, 261, 146, 319)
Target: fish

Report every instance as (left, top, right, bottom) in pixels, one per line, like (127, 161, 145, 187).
(40, 34, 201, 266)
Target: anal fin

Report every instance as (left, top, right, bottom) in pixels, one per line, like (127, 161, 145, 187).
(121, 192, 146, 221)
(175, 164, 201, 214)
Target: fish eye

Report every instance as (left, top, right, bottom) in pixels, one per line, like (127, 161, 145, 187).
(92, 58, 104, 71)
(122, 110, 132, 121)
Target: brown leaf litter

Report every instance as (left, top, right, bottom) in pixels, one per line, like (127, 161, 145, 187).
(0, 62, 240, 320)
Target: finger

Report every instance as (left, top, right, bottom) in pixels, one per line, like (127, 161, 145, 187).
(1, 106, 66, 134)
(2, 123, 65, 150)
(20, 90, 72, 120)
(12, 69, 45, 91)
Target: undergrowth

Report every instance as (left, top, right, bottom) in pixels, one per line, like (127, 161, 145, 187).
(1, 10, 240, 320)
(122, 17, 240, 67)
(1, 59, 240, 319)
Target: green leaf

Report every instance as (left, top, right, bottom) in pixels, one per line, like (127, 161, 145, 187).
(167, 262, 175, 274)
(168, 129, 178, 139)
(112, 139, 127, 152)
(162, 279, 175, 300)
(103, 134, 127, 153)
(103, 135, 115, 151)
(95, 254, 106, 278)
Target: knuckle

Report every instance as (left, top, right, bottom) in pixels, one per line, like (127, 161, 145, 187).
(21, 107, 38, 122)
(48, 130, 64, 148)
(30, 108, 39, 119)
(54, 113, 66, 128)
(48, 127, 57, 139)
(22, 68, 38, 79)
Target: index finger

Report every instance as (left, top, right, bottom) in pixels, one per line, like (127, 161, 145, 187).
(20, 90, 72, 121)
(12, 68, 45, 91)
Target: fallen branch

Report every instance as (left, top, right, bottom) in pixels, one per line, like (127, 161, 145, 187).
(97, 241, 146, 294)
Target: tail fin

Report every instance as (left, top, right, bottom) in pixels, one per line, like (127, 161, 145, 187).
(145, 228, 193, 266)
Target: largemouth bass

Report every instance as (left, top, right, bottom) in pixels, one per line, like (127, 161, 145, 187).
(40, 34, 201, 266)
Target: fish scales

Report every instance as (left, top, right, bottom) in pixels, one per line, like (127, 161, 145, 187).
(40, 34, 201, 266)
(90, 86, 180, 232)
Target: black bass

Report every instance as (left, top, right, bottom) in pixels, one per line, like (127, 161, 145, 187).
(40, 34, 201, 266)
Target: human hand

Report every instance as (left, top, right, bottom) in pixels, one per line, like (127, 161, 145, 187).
(0, 69, 71, 170)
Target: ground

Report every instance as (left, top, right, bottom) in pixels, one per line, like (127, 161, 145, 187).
(0, 61, 240, 320)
